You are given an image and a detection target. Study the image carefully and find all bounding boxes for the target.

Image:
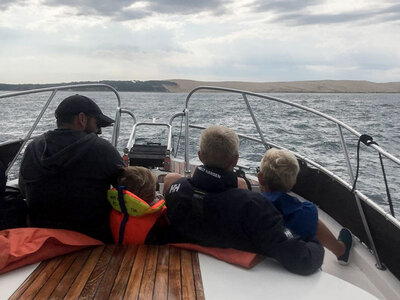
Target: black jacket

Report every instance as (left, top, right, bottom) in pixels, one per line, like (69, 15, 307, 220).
(165, 165, 324, 275)
(19, 129, 124, 242)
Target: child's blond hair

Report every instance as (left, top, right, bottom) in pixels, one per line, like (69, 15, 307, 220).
(118, 166, 156, 204)
(199, 125, 239, 169)
(259, 148, 299, 192)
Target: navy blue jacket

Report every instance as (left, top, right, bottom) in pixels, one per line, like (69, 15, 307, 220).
(262, 191, 318, 240)
(165, 165, 324, 275)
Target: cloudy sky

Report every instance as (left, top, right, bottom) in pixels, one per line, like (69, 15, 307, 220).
(0, 0, 399, 83)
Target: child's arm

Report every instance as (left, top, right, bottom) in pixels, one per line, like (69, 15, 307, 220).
(277, 194, 319, 240)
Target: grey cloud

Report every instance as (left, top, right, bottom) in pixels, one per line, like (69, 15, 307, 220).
(42, 0, 143, 19)
(147, 0, 228, 15)
(42, 0, 228, 20)
(249, 0, 400, 26)
(292, 7, 400, 25)
(0, 0, 26, 11)
(376, 3, 400, 22)
(251, 0, 320, 14)
(114, 9, 152, 21)
(0, 0, 13, 10)
(278, 11, 369, 25)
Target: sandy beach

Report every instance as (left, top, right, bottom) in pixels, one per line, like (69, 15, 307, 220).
(162, 79, 400, 93)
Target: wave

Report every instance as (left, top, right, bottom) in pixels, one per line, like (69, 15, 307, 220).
(1, 91, 399, 216)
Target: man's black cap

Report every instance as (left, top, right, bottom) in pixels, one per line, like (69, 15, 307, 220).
(55, 94, 114, 127)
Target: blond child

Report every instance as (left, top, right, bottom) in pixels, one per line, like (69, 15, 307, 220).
(258, 148, 352, 264)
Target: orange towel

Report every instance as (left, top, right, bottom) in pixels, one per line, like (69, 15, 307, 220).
(170, 243, 264, 269)
(0, 228, 103, 274)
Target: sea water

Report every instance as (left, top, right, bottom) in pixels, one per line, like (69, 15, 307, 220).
(1, 91, 399, 217)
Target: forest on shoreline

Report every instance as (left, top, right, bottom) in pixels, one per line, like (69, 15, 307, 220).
(1, 79, 400, 93)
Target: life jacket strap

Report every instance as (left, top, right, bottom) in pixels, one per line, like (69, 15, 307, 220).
(117, 186, 130, 245)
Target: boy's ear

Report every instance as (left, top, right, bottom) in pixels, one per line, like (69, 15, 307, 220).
(257, 172, 265, 186)
(232, 154, 239, 168)
(257, 172, 268, 192)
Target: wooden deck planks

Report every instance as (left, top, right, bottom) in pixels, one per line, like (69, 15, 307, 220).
(49, 249, 92, 300)
(94, 245, 127, 300)
(64, 246, 105, 299)
(17, 256, 63, 300)
(108, 245, 138, 300)
(168, 245, 182, 300)
(79, 244, 116, 299)
(8, 260, 48, 300)
(139, 245, 159, 300)
(181, 249, 196, 300)
(9, 259, 51, 300)
(33, 252, 79, 300)
(10, 244, 204, 300)
(124, 244, 149, 299)
(192, 251, 205, 300)
(153, 245, 170, 300)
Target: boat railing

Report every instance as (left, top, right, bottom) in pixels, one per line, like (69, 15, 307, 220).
(179, 86, 400, 270)
(183, 86, 400, 166)
(187, 125, 399, 224)
(121, 108, 137, 125)
(0, 84, 122, 176)
(126, 122, 173, 152)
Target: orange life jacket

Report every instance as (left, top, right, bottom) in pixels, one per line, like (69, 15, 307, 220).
(108, 187, 167, 245)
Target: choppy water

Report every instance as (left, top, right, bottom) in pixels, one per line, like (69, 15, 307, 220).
(1, 90, 399, 217)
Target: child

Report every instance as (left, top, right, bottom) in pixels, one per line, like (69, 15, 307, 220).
(108, 166, 167, 245)
(258, 148, 352, 264)
(118, 166, 161, 205)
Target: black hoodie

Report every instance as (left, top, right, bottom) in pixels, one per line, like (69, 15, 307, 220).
(19, 129, 124, 242)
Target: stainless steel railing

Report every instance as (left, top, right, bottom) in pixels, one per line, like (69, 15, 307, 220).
(183, 86, 400, 166)
(179, 86, 400, 270)
(126, 122, 173, 152)
(0, 84, 122, 175)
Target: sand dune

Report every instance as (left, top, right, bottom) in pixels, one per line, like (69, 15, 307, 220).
(162, 79, 400, 93)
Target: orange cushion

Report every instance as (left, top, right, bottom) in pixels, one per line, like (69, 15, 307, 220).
(170, 243, 264, 269)
(0, 228, 103, 274)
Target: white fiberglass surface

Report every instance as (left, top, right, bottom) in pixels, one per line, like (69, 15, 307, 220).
(0, 263, 38, 299)
(198, 253, 378, 300)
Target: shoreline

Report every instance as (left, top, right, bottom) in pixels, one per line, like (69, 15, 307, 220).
(1, 79, 400, 93)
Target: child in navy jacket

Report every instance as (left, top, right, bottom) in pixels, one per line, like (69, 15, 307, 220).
(258, 148, 352, 265)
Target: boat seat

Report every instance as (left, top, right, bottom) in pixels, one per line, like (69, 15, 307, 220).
(0, 140, 24, 194)
(0, 140, 24, 171)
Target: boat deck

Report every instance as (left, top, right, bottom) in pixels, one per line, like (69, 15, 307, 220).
(167, 161, 397, 299)
(303, 196, 399, 300)
(4, 163, 400, 300)
(10, 245, 204, 300)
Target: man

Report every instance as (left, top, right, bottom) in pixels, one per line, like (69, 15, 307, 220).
(19, 94, 124, 242)
(165, 125, 324, 275)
